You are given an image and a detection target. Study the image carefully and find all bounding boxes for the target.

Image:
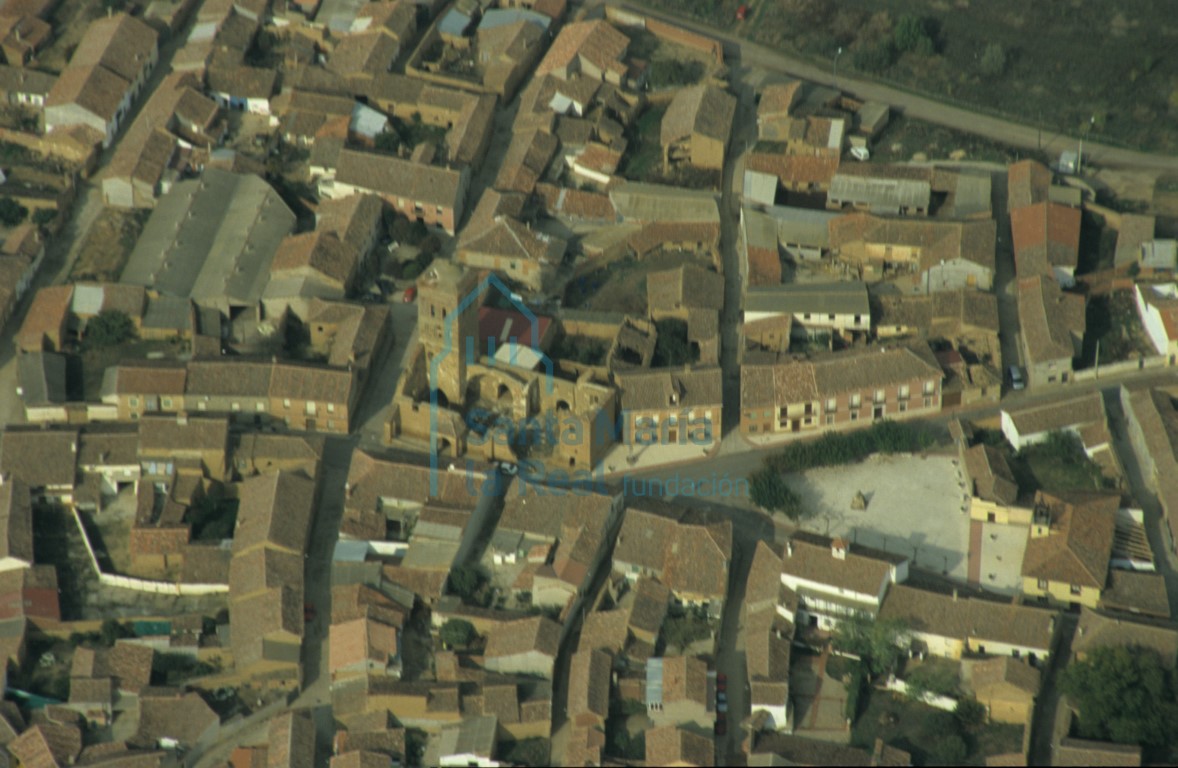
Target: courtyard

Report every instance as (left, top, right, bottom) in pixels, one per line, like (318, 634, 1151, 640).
(785, 454, 972, 580)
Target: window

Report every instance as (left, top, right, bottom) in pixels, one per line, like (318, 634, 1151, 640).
(850, 393, 861, 408)
(803, 313, 811, 320)
(898, 401, 907, 413)
(129, 397, 139, 407)
(854, 314, 862, 324)
(328, 403, 335, 413)
(924, 380, 936, 394)
(198, 402, 207, 411)
(898, 384, 909, 399)
(850, 411, 859, 422)
(231, 402, 241, 412)
(256, 402, 265, 412)
(162, 398, 172, 409)
(284, 399, 291, 408)
(924, 396, 933, 407)
(825, 414, 834, 425)
(1070, 584, 1082, 596)
(874, 389, 885, 403)
(826, 398, 836, 412)
(828, 314, 835, 321)
(749, 425, 758, 433)
(764, 410, 772, 419)
(1037, 579, 1048, 590)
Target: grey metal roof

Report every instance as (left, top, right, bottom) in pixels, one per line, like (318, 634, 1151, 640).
(478, 8, 550, 32)
(645, 657, 664, 706)
(316, 0, 367, 33)
(438, 9, 473, 38)
(765, 204, 837, 248)
(829, 173, 931, 212)
(17, 351, 67, 406)
(1143, 240, 1178, 271)
(120, 168, 296, 308)
(609, 182, 719, 224)
(745, 281, 870, 316)
(743, 170, 778, 207)
(742, 206, 778, 252)
(141, 294, 193, 332)
(950, 172, 992, 218)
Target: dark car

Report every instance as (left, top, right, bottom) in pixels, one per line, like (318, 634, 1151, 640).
(714, 712, 728, 736)
(717, 672, 728, 692)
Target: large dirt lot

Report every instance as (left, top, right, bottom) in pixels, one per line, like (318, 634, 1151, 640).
(785, 454, 972, 580)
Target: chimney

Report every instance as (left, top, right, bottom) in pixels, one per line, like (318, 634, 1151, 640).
(785, 539, 793, 557)
(831, 537, 848, 560)
(952, 588, 958, 602)
(177, 412, 188, 426)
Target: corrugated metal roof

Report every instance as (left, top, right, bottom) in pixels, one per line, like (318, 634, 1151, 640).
(645, 656, 664, 706)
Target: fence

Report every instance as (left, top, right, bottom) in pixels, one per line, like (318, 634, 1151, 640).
(70, 508, 229, 596)
(883, 675, 958, 712)
(1071, 354, 1168, 383)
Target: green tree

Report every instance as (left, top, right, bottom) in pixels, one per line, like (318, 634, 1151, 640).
(652, 318, 698, 367)
(929, 733, 968, 764)
(0, 197, 28, 226)
(894, 14, 934, 55)
(1060, 645, 1178, 748)
(447, 564, 487, 604)
(84, 310, 136, 348)
(832, 613, 909, 676)
(955, 697, 987, 730)
(100, 619, 133, 647)
(32, 208, 57, 228)
(979, 42, 1007, 76)
(906, 660, 960, 699)
(439, 619, 477, 649)
(748, 467, 804, 519)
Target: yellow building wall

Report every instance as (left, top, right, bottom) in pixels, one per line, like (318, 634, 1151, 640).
(1021, 577, 1101, 609)
(969, 498, 1034, 526)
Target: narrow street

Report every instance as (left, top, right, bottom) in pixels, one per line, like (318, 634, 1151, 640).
(1027, 612, 1079, 767)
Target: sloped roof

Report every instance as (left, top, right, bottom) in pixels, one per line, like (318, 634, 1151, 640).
(335, 148, 467, 211)
(1017, 275, 1085, 365)
(536, 19, 628, 80)
(1011, 201, 1082, 277)
(661, 84, 736, 146)
(234, 471, 316, 555)
(781, 530, 905, 596)
(484, 616, 560, 659)
(1073, 607, 1178, 666)
(880, 584, 1057, 652)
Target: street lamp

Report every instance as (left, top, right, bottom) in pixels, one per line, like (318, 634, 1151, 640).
(1077, 115, 1096, 175)
(833, 47, 844, 88)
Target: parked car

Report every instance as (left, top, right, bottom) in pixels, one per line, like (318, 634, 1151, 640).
(716, 672, 728, 692)
(714, 713, 727, 736)
(736, 4, 749, 20)
(1009, 365, 1025, 390)
(303, 602, 316, 622)
(403, 286, 417, 303)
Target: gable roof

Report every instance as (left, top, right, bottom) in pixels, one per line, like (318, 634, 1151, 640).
(614, 503, 730, 599)
(0, 427, 77, 489)
(536, 19, 629, 80)
(1011, 201, 1082, 277)
(616, 366, 723, 412)
(661, 84, 736, 146)
(335, 148, 467, 212)
(1072, 607, 1178, 666)
(234, 471, 316, 555)
(647, 264, 724, 313)
(880, 584, 1058, 652)
(780, 531, 905, 596)
(1017, 275, 1085, 365)
(568, 649, 611, 723)
(963, 443, 1019, 506)
(969, 655, 1041, 697)
(646, 725, 713, 767)
(66, 12, 157, 82)
(484, 616, 560, 659)
(1004, 392, 1106, 438)
(1007, 160, 1054, 211)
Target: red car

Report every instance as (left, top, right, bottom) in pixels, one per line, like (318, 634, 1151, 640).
(714, 712, 728, 736)
(716, 672, 728, 692)
(402, 286, 417, 303)
(736, 4, 749, 20)
(303, 602, 316, 622)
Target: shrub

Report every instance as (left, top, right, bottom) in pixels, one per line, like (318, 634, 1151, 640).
(980, 43, 1007, 76)
(749, 467, 804, 519)
(84, 310, 136, 348)
(845, 660, 866, 721)
(1060, 645, 1178, 748)
(0, 197, 28, 226)
(764, 420, 934, 473)
(853, 42, 897, 73)
(32, 208, 57, 227)
(955, 697, 987, 730)
(894, 14, 935, 55)
(439, 619, 477, 649)
(929, 733, 969, 764)
(447, 564, 489, 605)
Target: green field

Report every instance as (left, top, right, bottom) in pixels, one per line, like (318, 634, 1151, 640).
(640, 0, 1178, 153)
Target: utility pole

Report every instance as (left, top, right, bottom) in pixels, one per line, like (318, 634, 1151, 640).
(833, 47, 843, 88)
(1077, 115, 1095, 175)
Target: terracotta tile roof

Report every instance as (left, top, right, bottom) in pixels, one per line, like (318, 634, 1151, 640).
(269, 362, 355, 405)
(781, 531, 905, 597)
(1017, 275, 1085, 365)
(614, 504, 730, 599)
(758, 81, 803, 116)
(1011, 202, 1081, 276)
(345, 448, 478, 516)
(331, 583, 407, 628)
(267, 710, 315, 768)
(535, 19, 629, 80)
(271, 230, 357, 287)
(230, 585, 303, 668)
(0, 478, 32, 563)
(747, 610, 792, 680)
(577, 608, 630, 653)
(16, 284, 72, 351)
(234, 470, 316, 555)
(335, 148, 467, 212)
(0, 427, 77, 489)
(879, 584, 1058, 653)
(229, 546, 303, 599)
(627, 576, 670, 638)
(459, 213, 565, 267)
(330, 617, 399, 675)
(616, 366, 723, 413)
(326, 30, 399, 79)
(969, 656, 1040, 697)
(137, 414, 229, 459)
(829, 212, 996, 272)
(484, 616, 560, 659)
(315, 193, 382, 254)
(745, 540, 786, 617)
(494, 128, 558, 194)
(661, 84, 736, 146)
(1099, 570, 1171, 619)
(9, 722, 82, 768)
(963, 444, 1019, 506)
(497, 480, 613, 541)
(1004, 392, 1105, 440)
(646, 263, 724, 313)
(1073, 607, 1178, 666)
(1007, 159, 1053, 211)
(568, 649, 610, 724)
(746, 151, 840, 187)
(658, 654, 708, 705)
(646, 725, 714, 767)
(207, 65, 277, 99)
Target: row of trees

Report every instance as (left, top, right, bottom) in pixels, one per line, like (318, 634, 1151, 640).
(764, 420, 935, 474)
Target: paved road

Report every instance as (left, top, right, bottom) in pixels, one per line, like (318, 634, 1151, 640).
(1027, 612, 1079, 767)
(617, 0, 1178, 174)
